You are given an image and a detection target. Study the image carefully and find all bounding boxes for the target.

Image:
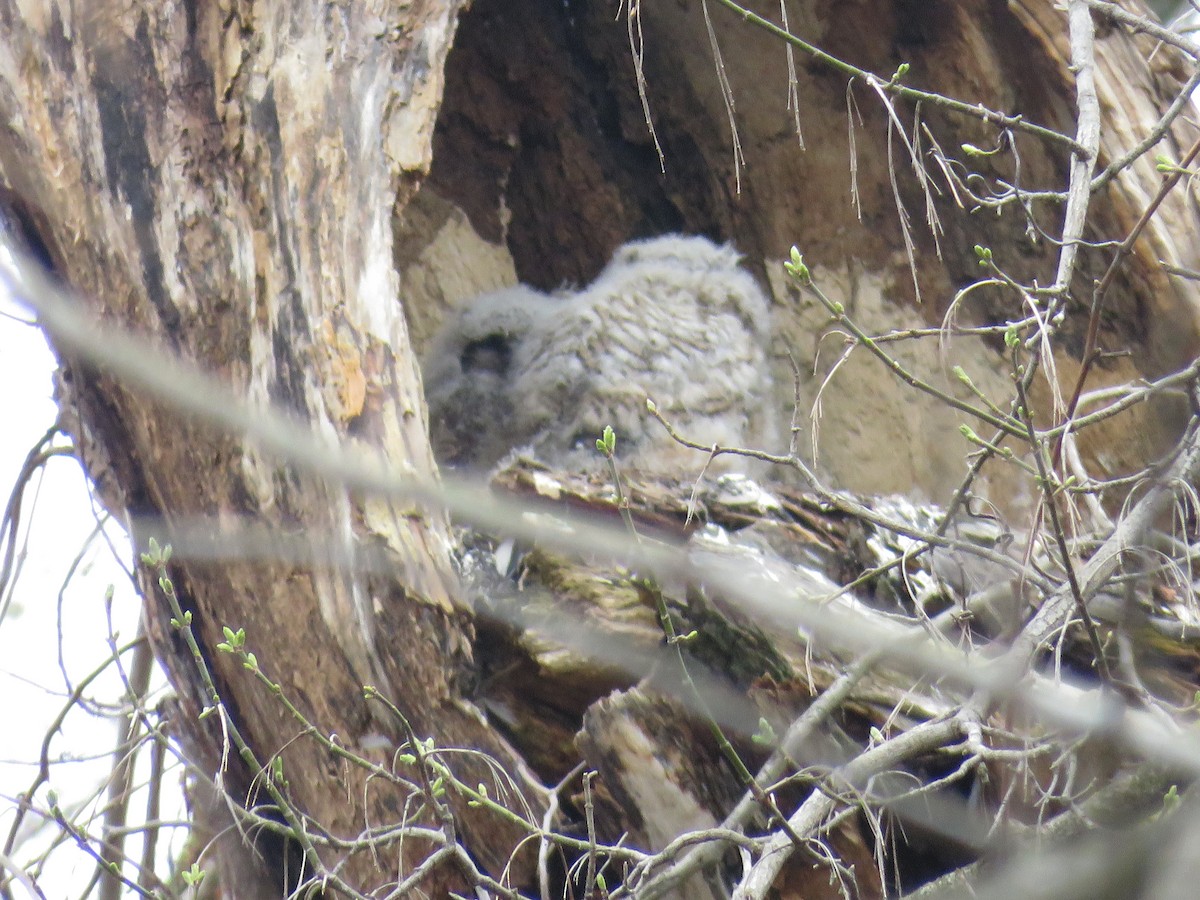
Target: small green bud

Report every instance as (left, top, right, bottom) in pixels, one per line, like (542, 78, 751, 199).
(785, 246, 811, 282)
(1163, 784, 1181, 814)
(141, 537, 161, 566)
(598, 424, 616, 454)
(751, 716, 778, 747)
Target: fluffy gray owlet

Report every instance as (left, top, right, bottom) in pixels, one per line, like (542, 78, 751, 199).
(423, 285, 557, 468)
(424, 234, 777, 473)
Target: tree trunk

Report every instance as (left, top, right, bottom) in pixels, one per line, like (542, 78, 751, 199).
(0, 1, 533, 893)
(1, 0, 1195, 896)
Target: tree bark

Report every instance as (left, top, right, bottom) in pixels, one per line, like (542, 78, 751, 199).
(0, 0, 533, 893)
(1, 0, 1196, 896)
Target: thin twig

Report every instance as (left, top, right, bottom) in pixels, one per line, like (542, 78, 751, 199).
(1054, 132, 1200, 465)
(708, 0, 1089, 155)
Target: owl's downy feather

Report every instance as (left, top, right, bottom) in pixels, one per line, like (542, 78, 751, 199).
(424, 235, 778, 473)
(422, 285, 556, 467)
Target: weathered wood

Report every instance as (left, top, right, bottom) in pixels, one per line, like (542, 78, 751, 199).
(0, 0, 534, 891)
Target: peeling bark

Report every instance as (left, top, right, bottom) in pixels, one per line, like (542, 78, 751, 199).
(0, 0, 532, 891)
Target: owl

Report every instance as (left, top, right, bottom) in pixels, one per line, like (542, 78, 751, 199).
(424, 235, 778, 474)
(422, 285, 556, 468)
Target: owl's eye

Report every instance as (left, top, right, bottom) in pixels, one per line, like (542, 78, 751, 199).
(569, 428, 601, 451)
(461, 334, 513, 376)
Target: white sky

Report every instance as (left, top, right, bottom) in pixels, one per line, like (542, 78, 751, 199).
(0, 295, 184, 897)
